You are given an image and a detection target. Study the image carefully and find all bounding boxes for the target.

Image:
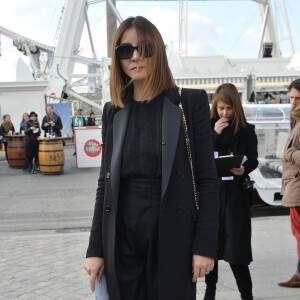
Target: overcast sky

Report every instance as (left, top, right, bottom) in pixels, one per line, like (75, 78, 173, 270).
(0, 0, 299, 81)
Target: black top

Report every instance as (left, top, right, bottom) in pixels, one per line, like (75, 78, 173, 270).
(211, 119, 236, 156)
(121, 93, 164, 179)
(211, 117, 258, 182)
(41, 114, 63, 137)
(87, 117, 96, 126)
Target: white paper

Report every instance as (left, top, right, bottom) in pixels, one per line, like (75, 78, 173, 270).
(94, 273, 109, 300)
(33, 129, 39, 133)
(222, 176, 234, 180)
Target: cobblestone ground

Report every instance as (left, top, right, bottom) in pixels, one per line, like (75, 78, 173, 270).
(0, 218, 299, 300)
(0, 231, 92, 300)
(0, 230, 215, 300)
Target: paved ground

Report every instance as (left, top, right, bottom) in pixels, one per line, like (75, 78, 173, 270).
(0, 145, 300, 299)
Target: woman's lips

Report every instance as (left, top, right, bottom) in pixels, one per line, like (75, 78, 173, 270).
(131, 66, 144, 71)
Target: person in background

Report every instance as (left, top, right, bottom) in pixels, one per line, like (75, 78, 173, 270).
(83, 16, 219, 300)
(79, 108, 87, 123)
(278, 79, 300, 288)
(72, 109, 87, 129)
(0, 114, 15, 162)
(72, 109, 87, 156)
(42, 104, 62, 137)
(87, 112, 96, 126)
(20, 113, 29, 133)
(24, 112, 40, 174)
(204, 83, 258, 300)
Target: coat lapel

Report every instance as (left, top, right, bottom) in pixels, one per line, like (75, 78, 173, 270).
(111, 101, 131, 212)
(161, 94, 182, 201)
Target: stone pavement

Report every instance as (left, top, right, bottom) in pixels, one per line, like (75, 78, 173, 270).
(1, 145, 300, 299)
(1, 216, 300, 300)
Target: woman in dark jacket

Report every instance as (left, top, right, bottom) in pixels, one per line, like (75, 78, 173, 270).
(83, 16, 219, 300)
(0, 114, 15, 162)
(24, 112, 40, 173)
(204, 83, 258, 300)
(87, 112, 96, 126)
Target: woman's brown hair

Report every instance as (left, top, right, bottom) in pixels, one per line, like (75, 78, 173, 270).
(211, 83, 246, 134)
(110, 16, 175, 107)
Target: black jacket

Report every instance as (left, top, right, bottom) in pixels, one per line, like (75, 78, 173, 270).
(87, 117, 96, 126)
(86, 87, 219, 300)
(211, 119, 258, 265)
(24, 120, 40, 162)
(41, 114, 62, 137)
(211, 119, 258, 185)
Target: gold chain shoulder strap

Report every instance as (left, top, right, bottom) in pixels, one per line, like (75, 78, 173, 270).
(178, 87, 199, 212)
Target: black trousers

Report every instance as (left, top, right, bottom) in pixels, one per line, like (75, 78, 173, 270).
(205, 260, 253, 300)
(116, 179, 161, 300)
(4, 142, 8, 162)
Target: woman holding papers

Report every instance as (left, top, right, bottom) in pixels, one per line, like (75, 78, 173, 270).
(204, 83, 258, 300)
(24, 111, 40, 173)
(83, 16, 219, 300)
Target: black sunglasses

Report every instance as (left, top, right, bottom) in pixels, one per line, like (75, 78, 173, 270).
(115, 42, 154, 60)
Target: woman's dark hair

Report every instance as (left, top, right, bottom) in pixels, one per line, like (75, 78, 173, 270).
(110, 16, 175, 107)
(90, 112, 95, 117)
(3, 114, 10, 121)
(211, 83, 246, 134)
(29, 111, 38, 118)
(288, 79, 300, 92)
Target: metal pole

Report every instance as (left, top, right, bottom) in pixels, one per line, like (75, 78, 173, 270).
(282, 0, 295, 54)
(106, 0, 117, 57)
(84, 5, 98, 60)
(106, 0, 123, 24)
(257, 3, 270, 58)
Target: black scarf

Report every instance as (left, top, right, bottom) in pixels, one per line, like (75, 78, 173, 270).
(216, 119, 237, 156)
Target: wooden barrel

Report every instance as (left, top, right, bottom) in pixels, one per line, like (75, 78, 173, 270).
(7, 135, 26, 169)
(38, 137, 64, 175)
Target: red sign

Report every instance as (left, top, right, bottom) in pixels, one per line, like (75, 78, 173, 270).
(84, 139, 102, 157)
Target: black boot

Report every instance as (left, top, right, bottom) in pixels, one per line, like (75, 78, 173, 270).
(35, 162, 40, 173)
(203, 260, 218, 300)
(203, 291, 216, 300)
(30, 165, 35, 174)
(230, 263, 253, 300)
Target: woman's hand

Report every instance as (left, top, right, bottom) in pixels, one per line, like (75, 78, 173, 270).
(192, 255, 214, 282)
(230, 165, 245, 176)
(30, 127, 36, 130)
(83, 257, 105, 292)
(214, 117, 229, 135)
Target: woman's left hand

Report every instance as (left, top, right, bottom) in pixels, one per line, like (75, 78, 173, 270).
(230, 165, 245, 176)
(192, 255, 214, 282)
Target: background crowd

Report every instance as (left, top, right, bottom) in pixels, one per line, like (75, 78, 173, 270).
(0, 106, 97, 173)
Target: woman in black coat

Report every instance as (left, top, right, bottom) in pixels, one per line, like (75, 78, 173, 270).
(83, 16, 219, 300)
(24, 112, 40, 173)
(204, 83, 258, 300)
(1, 114, 15, 162)
(87, 112, 96, 126)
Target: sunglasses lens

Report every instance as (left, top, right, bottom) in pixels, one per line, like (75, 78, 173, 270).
(116, 44, 133, 60)
(141, 42, 154, 58)
(116, 42, 154, 60)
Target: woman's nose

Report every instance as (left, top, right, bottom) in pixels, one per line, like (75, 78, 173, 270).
(131, 49, 140, 61)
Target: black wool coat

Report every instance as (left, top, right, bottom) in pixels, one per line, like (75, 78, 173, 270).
(41, 115, 63, 137)
(87, 87, 220, 300)
(24, 120, 40, 163)
(211, 119, 258, 265)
